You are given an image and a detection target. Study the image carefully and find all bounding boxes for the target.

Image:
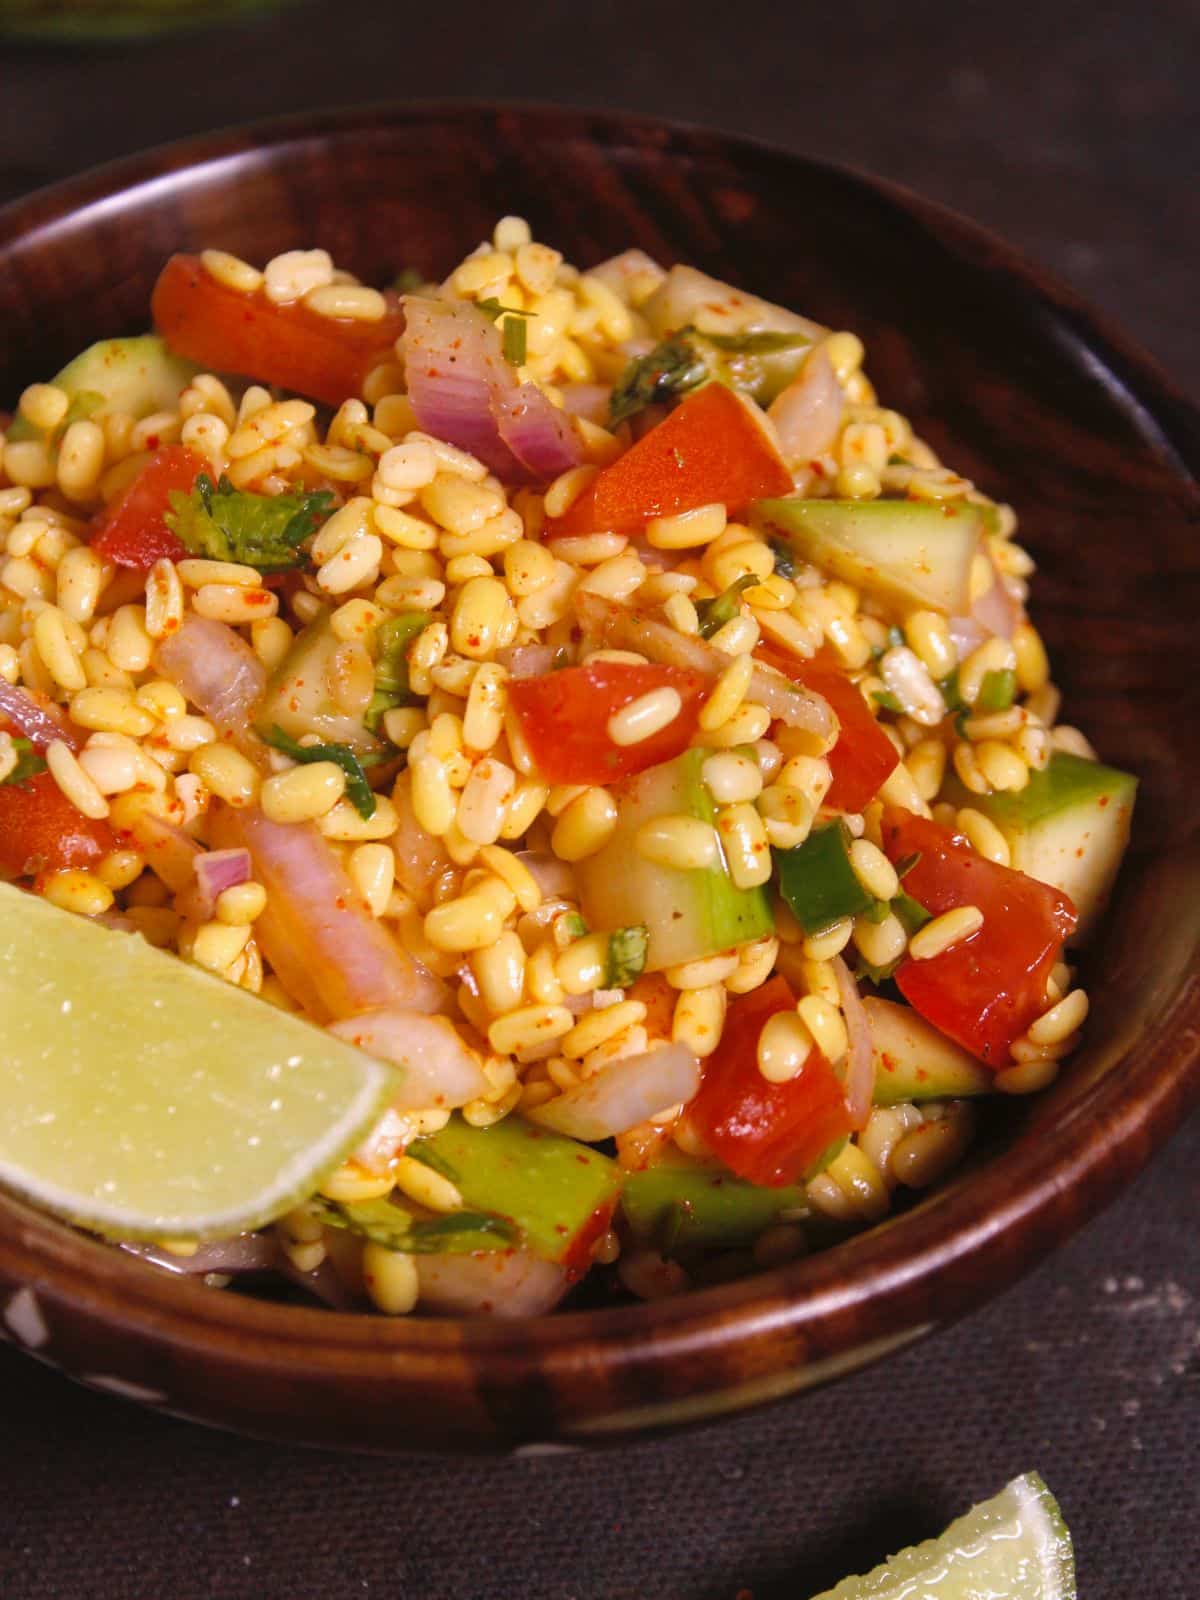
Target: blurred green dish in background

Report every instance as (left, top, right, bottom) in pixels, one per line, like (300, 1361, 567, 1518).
(0, 0, 303, 41)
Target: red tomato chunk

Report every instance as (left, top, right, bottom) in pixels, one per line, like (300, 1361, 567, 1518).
(547, 383, 792, 538)
(685, 976, 853, 1188)
(881, 807, 1077, 1065)
(507, 661, 707, 785)
(0, 771, 115, 878)
(152, 253, 406, 409)
(90, 445, 206, 570)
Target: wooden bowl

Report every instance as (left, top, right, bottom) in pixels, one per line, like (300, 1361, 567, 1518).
(0, 106, 1196, 1452)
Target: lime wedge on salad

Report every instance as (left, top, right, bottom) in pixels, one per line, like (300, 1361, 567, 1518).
(810, 1473, 1075, 1600)
(0, 882, 396, 1240)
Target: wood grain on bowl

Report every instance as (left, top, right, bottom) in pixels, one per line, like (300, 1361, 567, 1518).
(0, 105, 1197, 1451)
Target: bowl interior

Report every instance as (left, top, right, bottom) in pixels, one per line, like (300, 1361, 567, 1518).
(0, 106, 1197, 1449)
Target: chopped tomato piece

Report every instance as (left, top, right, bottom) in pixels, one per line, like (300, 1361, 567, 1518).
(756, 644, 899, 812)
(152, 253, 406, 409)
(881, 807, 1077, 1064)
(0, 771, 116, 878)
(547, 383, 792, 539)
(90, 445, 207, 570)
(685, 975, 853, 1187)
(508, 661, 706, 785)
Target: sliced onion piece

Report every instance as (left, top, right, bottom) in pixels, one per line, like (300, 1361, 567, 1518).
(154, 614, 266, 748)
(496, 643, 560, 679)
(122, 1233, 280, 1276)
(495, 382, 585, 480)
(768, 347, 843, 465)
(327, 1010, 488, 1111)
(512, 850, 576, 901)
(559, 383, 613, 425)
(402, 296, 524, 478)
(832, 954, 874, 1129)
(210, 803, 448, 1020)
(0, 678, 80, 751)
(575, 592, 833, 738)
(527, 1042, 701, 1142)
(415, 1249, 571, 1318)
(389, 769, 453, 910)
(193, 847, 251, 916)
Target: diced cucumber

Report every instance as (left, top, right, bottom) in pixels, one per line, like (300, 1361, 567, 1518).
(642, 266, 824, 404)
(751, 497, 985, 616)
(8, 335, 199, 442)
(622, 1154, 809, 1254)
(775, 820, 873, 934)
(408, 1114, 622, 1266)
(864, 997, 993, 1103)
(258, 612, 383, 758)
(575, 747, 774, 971)
(946, 752, 1136, 942)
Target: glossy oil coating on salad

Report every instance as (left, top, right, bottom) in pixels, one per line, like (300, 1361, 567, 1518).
(0, 220, 1137, 1318)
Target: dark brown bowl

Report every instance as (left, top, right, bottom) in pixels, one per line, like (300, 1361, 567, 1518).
(0, 105, 1197, 1453)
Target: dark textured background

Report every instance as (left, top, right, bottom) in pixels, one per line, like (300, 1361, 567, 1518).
(1, 3, 1197, 1596)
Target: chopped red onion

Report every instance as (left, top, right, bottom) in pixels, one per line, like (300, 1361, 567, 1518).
(496, 644, 560, 679)
(122, 1233, 280, 1276)
(401, 295, 584, 482)
(193, 847, 252, 917)
(0, 679, 80, 751)
(559, 383, 613, 425)
(154, 614, 266, 748)
(512, 850, 576, 900)
(327, 1010, 489, 1110)
(768, 347, 843, 465)
(527, 1042, 701, 1142)
(415, 1249, 570, 1318)
(210, 803, 448, 1020)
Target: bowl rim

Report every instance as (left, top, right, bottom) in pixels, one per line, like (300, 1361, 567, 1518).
(1, 100, 1197, 1413)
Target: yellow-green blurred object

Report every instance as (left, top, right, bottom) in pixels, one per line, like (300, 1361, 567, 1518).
(0, 0, 303, 40)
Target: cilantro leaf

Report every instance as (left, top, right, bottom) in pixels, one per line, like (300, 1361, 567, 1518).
(871, 689, 904, 714)
(695, 574, 757, 640)
(373, 611, 433, 699)
(769, 538, 797, 580)
(609, 333, 710, 426)
(165, 474, 334, 572)
(605, 925, 648, 988)
(263, 725, 379, 820)
(0, 737, 46, 788)
(312, 1195, 516, 1255)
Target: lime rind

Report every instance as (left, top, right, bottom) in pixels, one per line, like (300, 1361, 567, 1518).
(809, 1472, 1075, 1600)
(0, 883, 399, 1241)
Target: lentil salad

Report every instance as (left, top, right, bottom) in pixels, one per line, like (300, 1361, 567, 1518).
(0, 218, 1136, 1316)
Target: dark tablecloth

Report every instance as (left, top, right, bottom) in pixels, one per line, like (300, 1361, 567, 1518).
(1, 4, 1197, 1596)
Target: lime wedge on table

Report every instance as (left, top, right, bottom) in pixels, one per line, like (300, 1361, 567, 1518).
(0, 882, 396, 1240)
(810, 1473, 1075, 1600)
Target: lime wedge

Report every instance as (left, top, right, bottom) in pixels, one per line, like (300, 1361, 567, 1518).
(810, 1473, 1075, 1600)
(0, 882, 397, 1240)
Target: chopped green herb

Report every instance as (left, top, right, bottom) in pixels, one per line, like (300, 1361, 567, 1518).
(391, 266, 426, 293)
(364, 688, 403, 734)
(0, 738, 46, 787)
(561, 911, 589, 941)
(887, 452, 908, 466)
(605, 925, 648, 988)
(501, 313, 527, 366)
(976, 667, 1017, 713)
(166, 474, 334, 572)
(862, 898, 892, 925)
(405, 1142, 460, 1184)
(872, 689, 904, 714)
(695, 574, 757, 640)
(263, 725, 379, 820)
(374, 611, 433, 699)
(313, 1195, 516, 1255)
(891, 890, 932, 938)
(886, 625, 906, 651)
(938, 668, 964, 714)
(769, 538, 797, 580)
(609, 333, 709, 426)
(474, 297, 534, 324)
(701, 329, 812, 356)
